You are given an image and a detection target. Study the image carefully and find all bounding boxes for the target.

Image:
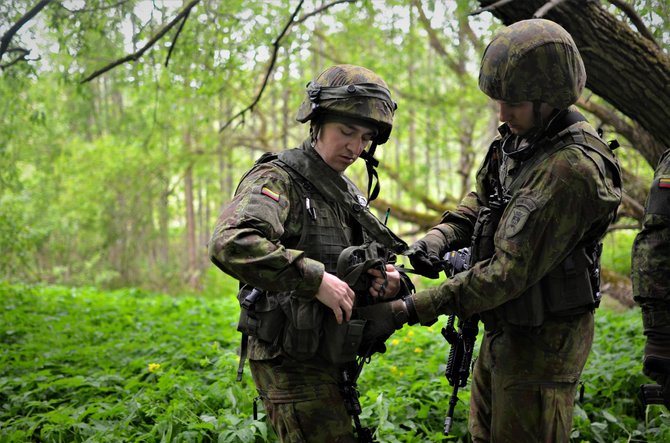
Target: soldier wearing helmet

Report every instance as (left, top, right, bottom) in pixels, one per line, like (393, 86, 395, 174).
(209, 65, 412, 441)
(363, 19, 623, 441)
(632, 149, 670, 407)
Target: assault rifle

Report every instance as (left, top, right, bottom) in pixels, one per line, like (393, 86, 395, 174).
(439, 248, 479, 435)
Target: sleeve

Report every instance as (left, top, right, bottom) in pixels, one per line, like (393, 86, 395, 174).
(632, 152, 670, 305)
(413, 145, 615, 323)
(208, 163, 324, 297)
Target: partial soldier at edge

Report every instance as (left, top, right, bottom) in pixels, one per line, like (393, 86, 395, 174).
(632, 149, 670, 408)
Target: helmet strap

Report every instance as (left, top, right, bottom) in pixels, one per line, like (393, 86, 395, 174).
(359, 143, 380, 204)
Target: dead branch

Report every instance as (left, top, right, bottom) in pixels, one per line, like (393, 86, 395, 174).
(533, 0, 570, 18)
(81, 0, 201, 83)
(470, 0, 517, 16)
(0, 0, 52, 64)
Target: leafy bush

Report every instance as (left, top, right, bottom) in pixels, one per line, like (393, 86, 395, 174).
(1, 282, 668, 442)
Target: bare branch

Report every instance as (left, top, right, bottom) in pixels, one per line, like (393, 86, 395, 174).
(469, 0, 516, 16)
(219, 0, 305, 133)
(60, 0, 130, 13)
(0, 47, 30, 70)
(81, 0, 201, 83)
(606, 0, 659, 48)
(164, 6, 192, 67)
(294, 0, 357, 25)
(533, 0, 570, 18)
(412, 0, 463, 75)
(0, 0, 52, 63)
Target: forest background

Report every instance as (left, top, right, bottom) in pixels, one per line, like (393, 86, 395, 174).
(1, 0, 669, 442)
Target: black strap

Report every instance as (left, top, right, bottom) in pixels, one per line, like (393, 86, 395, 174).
(359, 143, 380, 203)
(237, 333, 249, 382)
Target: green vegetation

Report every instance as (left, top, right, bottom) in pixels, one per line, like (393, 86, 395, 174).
(1, 282, 668, 442)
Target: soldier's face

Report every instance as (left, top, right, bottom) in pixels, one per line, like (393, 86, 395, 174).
(497, 101, 535, 135)
(497, 100, 555, 136)
(314, 122, 377, 172)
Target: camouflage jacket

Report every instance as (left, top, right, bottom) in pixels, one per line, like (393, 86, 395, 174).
(632, 149, 670, 331)
(412, 117, 622, 326)
(209, 140, 406, 360)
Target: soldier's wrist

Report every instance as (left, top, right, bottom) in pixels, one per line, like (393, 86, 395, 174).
(393, 296, 419, 326)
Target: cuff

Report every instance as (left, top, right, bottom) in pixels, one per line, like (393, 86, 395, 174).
(293, 256, 325, 298)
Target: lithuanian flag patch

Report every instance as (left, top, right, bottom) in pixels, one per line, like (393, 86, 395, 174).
(261, 186, 280, 202)
(659, 178, 670, 189)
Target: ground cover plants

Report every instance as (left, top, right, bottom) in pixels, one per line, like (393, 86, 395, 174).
(1, 281, 668, 442)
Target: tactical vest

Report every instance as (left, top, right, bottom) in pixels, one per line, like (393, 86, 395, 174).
(236, 146, 407, 372)
(477, 124, 621, 329)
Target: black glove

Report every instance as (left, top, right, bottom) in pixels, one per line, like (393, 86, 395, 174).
(355, 299, 408, 356)
(406, 240, 442, 279)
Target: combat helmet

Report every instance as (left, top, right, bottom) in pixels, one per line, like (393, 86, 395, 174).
(296, 64, 397, 145)
(478, 19, 586, 110)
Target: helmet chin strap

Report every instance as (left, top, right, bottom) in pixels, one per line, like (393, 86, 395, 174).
(359, 142, 380, 204)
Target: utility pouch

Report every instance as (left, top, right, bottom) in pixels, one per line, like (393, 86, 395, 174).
(544, 248, 595, 315)
(236, 287, 285, 344)
(318, 316, 366, 364)
(471, 207, 495, 262)
(499, 284, 546, 328)
(281, 297, 324, 360)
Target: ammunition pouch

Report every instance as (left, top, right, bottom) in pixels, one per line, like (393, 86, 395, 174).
(498, 246, 600, 327)
(280, 296, 325, 361)
(237, 285, 368, 364)
(318, 316, 367, 364)
(470, 206, 496, 263)
(237, 286, 285, 345)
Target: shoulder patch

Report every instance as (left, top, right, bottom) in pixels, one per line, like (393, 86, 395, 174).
(261, 186, 280, 202)
(503, 198, 537, 238)
(659, 177, 670, 189)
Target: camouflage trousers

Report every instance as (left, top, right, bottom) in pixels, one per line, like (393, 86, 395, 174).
(469, 312, 594, 443)
(249, 357, 356, 443)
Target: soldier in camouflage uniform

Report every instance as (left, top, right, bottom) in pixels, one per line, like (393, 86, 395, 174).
(209, 65, 412, 442)
(366, 19, 623, 442)
(632, 149, 670, 404)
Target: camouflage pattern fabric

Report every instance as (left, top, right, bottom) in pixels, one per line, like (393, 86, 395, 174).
(295, 64, 397, 144)
(411, 120, 621, 324)
(469, 313, 594, 442)
(632, 149, 670, 328)
(250, 358, 355, 443)
(409, 118, 620, 442)
(209, 139, 403, 440)
(632, 149, 670, 381)
(479, 19, 586, 109)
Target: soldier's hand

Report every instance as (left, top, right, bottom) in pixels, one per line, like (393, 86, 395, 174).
(406, 240, 442, 279)
(316, 272, 355, 324)
(368, 264, 400, 299)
